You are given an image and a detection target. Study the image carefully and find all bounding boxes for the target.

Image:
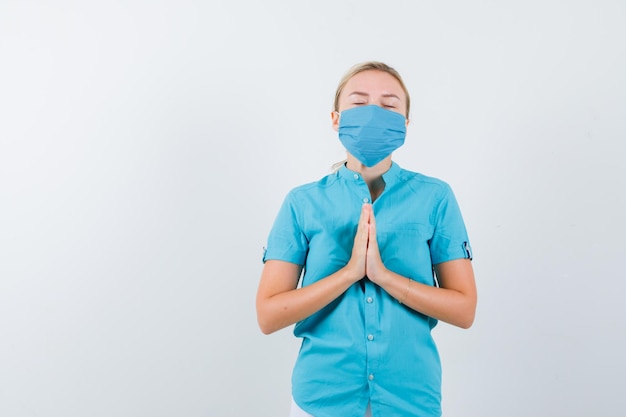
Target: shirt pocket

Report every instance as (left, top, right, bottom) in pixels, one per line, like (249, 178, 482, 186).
(378, 222, 435, 284)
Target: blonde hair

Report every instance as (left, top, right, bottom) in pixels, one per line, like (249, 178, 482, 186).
(331, 61, 411, 172)
(333, 61, 411, 118)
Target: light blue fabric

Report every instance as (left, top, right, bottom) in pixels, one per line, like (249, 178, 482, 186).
(263, 162, 472, 417)
(338, 105, 406, 167)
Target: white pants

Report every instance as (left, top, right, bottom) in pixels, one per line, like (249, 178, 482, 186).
(290, 398, 372, 417)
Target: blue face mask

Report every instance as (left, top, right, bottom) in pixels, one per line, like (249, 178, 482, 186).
(337, 105, 407, 167)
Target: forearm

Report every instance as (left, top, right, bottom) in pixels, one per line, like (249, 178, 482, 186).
(257, 267, 358, 334)
(378, 269, 476, 329)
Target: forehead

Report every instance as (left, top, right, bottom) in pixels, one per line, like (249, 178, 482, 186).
(342, 70, 405, 99)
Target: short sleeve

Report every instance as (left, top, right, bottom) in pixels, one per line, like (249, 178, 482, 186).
(429, 184, 473, 264)
(262, 191, 309, 265)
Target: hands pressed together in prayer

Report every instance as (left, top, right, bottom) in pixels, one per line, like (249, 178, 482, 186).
(345, 203, 389, 286)
(257, 202, 476, 334)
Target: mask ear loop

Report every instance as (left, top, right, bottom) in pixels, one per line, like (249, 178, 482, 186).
(331, 110, 347, 173)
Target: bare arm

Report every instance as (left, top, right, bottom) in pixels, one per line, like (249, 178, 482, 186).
(255, 261, 359, 334)
(372, 259, 477, 328)
(364, 204, 477, 328)
(256, 204, 371, 334)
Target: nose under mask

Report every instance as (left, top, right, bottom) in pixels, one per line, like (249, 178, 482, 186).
(337, 105, 406, 167)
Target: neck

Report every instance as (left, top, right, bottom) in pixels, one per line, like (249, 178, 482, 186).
(346, 155, 392, 201)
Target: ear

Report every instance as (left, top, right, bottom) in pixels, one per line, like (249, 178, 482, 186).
(331, 111, 340, 132)
(405, 118, 410, 127)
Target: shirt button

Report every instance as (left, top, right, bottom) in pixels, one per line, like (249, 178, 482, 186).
(366, 297, 373, 303)
(367, 334, 374, 341)
(368, 374, 375, 381)
(353, 173, 359, 180)
(362, 197, 369, 203)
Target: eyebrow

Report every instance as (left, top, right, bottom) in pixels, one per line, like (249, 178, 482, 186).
(347, 91, 401, 100)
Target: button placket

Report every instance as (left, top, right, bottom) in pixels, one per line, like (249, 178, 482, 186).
(350, 171, 371, 205)
(363, 281, 379, 389)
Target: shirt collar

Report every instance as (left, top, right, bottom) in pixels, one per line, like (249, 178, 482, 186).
(337, 161, 402, 188)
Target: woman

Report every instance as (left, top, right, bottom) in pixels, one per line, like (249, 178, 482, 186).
(256, 61, 477, 417)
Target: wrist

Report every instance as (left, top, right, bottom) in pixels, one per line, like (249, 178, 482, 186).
(369, 266, 391, 286)
(398, 277, 413, 304)
(340, 264, 364, 284)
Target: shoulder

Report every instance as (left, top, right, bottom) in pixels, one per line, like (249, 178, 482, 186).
(395, 166, 454, 197)
(278, 172, 339, 224)
(285, 171, 339, 199)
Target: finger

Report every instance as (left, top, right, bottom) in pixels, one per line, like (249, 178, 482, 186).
(360, 203, 371, 220)
(368, 207, 376, 233)
(367, 207, 377, 242)
(358, 204, 370, 234)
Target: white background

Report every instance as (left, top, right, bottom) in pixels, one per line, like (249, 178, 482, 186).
(1, 1, 625, 416)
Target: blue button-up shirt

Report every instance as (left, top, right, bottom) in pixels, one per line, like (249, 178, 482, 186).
(263, 162, 472, 417)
